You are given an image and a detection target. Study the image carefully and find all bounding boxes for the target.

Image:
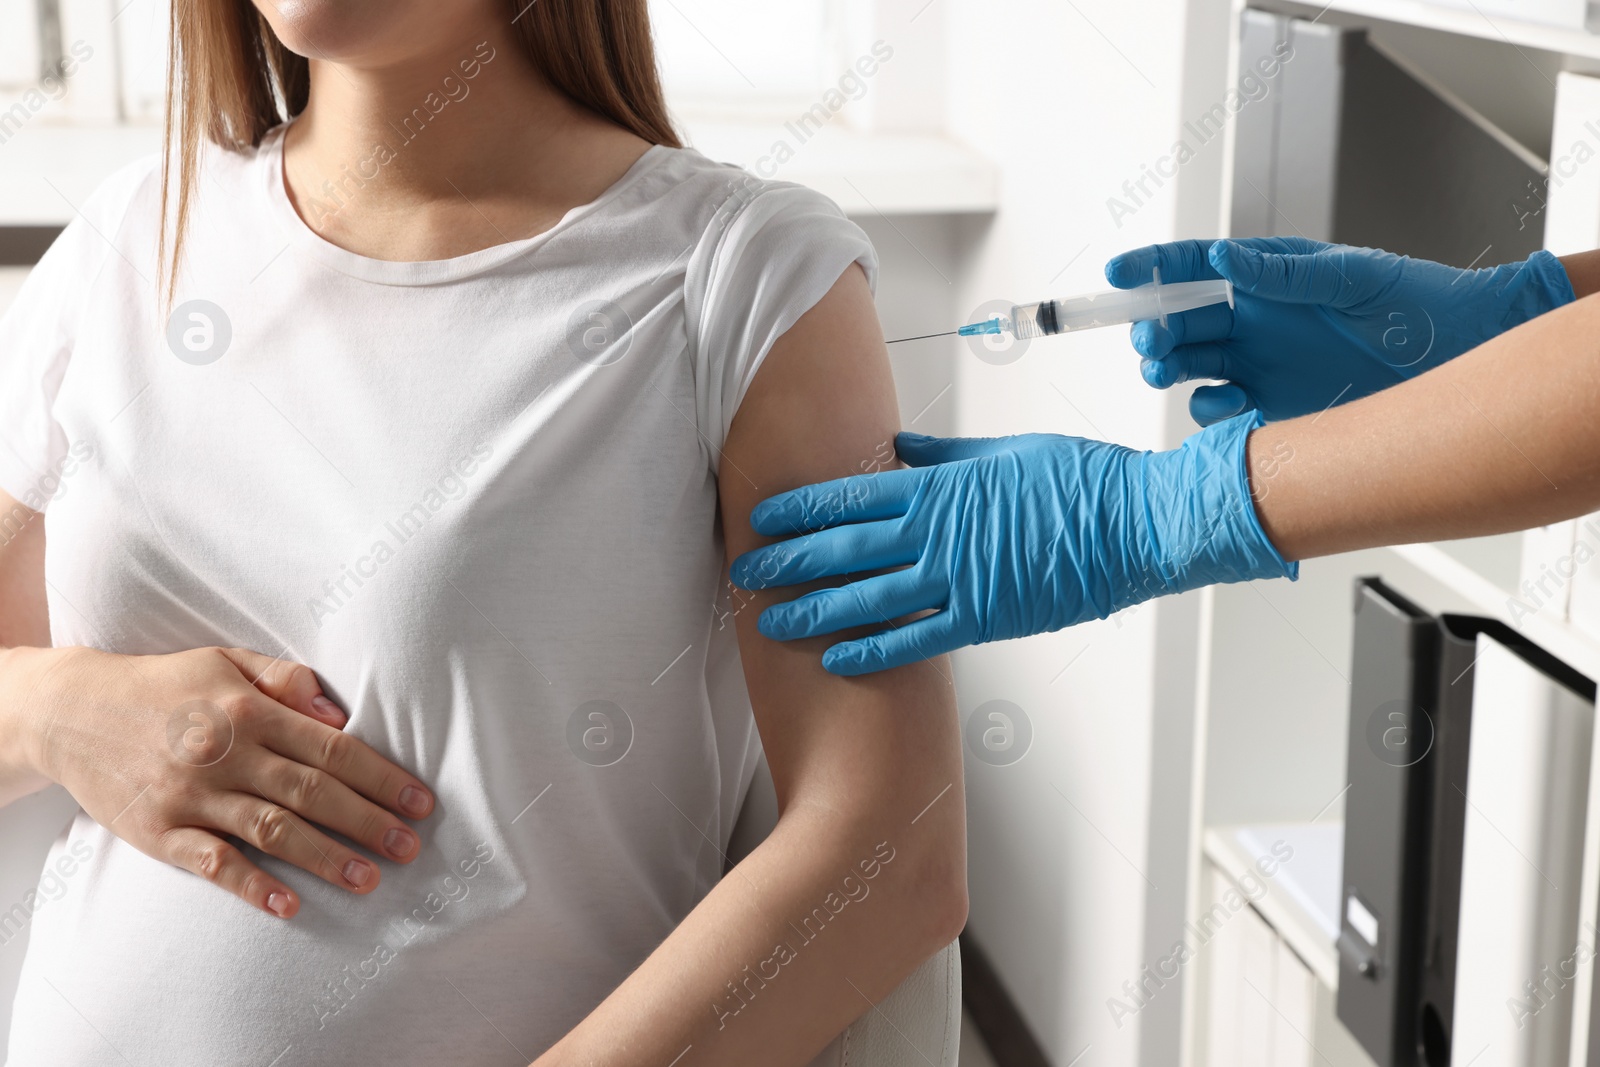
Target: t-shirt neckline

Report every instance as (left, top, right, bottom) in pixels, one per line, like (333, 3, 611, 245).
(258, 122, 669, 286)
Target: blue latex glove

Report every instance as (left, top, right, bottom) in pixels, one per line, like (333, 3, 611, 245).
(1104, 237, 1575, 425)
(728, 413, 1296, 675)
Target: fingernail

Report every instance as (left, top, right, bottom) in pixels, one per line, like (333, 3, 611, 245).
(385, 827, 417, 858)
(399, 785, 430, 817)
(343, 859, 373, 887)
(267, 891, 292, 917)
(310, 695, 346, 725)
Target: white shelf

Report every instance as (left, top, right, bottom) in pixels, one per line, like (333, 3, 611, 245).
(1205, 824, 1344, 991)
(0, 122, 161, 227)
(680, 118, 999, 216)
(1386, 541, 1600, 683)
(1277, 0, 1600, 59)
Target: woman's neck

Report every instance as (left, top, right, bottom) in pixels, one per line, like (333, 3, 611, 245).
(281, 24, 651, 261)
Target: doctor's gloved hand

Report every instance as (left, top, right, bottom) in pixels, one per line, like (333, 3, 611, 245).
(728, 414, 1297, 676)
(1105, 237, 1575, 426)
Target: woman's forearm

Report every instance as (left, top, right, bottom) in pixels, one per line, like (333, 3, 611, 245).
(533, 794, 964, 1067)
(0, 645, 58, 805)
(1250, 287, 1600, 560)
(0, 497, 58, 804)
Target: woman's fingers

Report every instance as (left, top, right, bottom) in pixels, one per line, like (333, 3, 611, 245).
(250, 753, 420, 863)
(214, 647, 346, 728)
(204, 791, 383, 893)
(157, 825, 300, 918)
(259, 708, 434, 821)
(208, 649, 429, 823)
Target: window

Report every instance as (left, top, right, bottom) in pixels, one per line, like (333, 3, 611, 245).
(115, 0, 169, 123)
(0, 4, 44, 91)
(0, 0, 159, 131)
(648, 0, 841, 120)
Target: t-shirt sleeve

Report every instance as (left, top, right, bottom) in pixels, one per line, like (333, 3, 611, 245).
(0, 157, 153, 511)
(686, 181, 878, 471)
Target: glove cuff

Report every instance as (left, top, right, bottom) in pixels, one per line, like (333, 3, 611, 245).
(1493, 249, 1577, 329)
(1138, 410, 1298, 600)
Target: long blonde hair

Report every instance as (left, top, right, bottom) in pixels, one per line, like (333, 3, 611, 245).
(159, 0, 681, 295)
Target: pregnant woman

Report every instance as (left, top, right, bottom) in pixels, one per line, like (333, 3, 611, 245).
(0, 1, 966, 1062)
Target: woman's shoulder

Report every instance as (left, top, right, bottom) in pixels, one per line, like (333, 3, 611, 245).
(633, 146, 852, 233)
(22, 153, 165, 294)
(76, 153, 164, 237)
(636, 148, 874, 283)
(71, 133, 270, 242)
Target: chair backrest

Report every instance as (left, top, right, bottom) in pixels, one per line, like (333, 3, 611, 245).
(725, 755, 962, 1067)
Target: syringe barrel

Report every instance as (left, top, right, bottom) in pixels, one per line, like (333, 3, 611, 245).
(1010, 278, 1233, 338)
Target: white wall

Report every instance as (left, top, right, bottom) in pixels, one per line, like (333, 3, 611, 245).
(933, 1, 1216, 1064)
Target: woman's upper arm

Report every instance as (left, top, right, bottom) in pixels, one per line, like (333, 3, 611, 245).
(0, 490, 48, 648)
(718, 263, 963, 825)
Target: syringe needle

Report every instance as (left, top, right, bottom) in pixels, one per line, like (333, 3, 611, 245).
(885, 330, 961, 344)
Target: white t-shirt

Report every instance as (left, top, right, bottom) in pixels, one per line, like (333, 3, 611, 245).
(0, 125, 875, 1064)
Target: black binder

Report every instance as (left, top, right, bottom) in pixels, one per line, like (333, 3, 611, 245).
(1410, 615, 1478, 1067)
(1339, 583, 1597, 1067)
(1337, 578, 1439, 1066)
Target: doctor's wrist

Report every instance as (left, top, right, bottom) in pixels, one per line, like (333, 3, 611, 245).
(1503, 249, 1578, 324)
(1138, 412, 1298, 602)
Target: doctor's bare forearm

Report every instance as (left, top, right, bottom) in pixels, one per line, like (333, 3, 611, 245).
(1561, 250, 1600, 301)
(1248, 288, 1600, 562)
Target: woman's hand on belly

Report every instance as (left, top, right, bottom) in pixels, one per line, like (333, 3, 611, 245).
(2, 644, 435, 918)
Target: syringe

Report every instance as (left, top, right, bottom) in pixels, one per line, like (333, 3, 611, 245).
(956, 268, 1234, 341)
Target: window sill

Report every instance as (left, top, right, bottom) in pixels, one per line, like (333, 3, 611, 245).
(0, 122, 162, 227)
(680, 117, 999, 216)
(0, 119, 1000, 229)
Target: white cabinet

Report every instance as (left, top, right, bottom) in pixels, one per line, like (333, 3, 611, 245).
(1199, 864, 1363, 1067)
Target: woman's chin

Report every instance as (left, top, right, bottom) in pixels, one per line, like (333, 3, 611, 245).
(252, 0, 435, 64)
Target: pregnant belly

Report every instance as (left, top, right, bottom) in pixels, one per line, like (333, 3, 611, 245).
(5, 820, 652, 1067)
